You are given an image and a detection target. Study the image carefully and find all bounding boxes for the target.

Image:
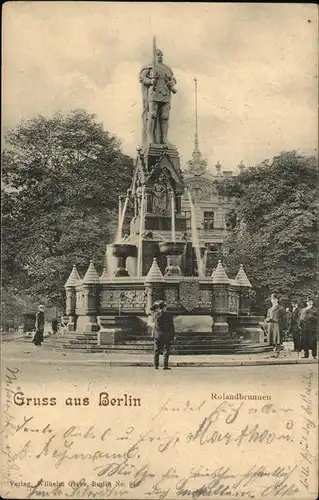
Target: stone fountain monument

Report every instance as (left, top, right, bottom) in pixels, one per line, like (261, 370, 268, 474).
(63, 38, 268, 354)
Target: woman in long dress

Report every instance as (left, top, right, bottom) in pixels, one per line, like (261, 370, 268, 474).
(32, 305, 45, 346)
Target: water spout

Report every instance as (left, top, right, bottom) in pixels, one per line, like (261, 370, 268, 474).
(137, 187, 146, 277)
(171, 192, 176, 242)
(186, 189, 204, 277)
(116, 191, 130, 242)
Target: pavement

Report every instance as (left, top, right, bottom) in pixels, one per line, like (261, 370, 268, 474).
(1, 336, 318, 367)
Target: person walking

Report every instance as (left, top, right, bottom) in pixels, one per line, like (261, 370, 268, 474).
(51, 318, 59, 335)
(288, 299, 301, 352)
(299, 297, 318, 359)
(151, 300, 175, 370)
(32, 305, 45, 346)
(265, 293, 285, 357)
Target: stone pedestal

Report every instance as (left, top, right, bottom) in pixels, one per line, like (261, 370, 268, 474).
(76, 285, 99, 332)
(212, 284, 230, 336)
(142, 144, 183, 178)
(212, 315, 229, 336)
(229, 315, 265, 343)
(77, 315, 100, 333)
(97, 316, 133, 345)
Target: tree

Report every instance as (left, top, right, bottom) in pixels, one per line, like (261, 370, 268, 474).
(216, 151, 318, 312)
(2, 109, 134, 313)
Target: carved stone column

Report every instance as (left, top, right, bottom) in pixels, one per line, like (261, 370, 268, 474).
(64, 264, 81, 332)
(65, 287, 76, 331)
(212, 260, 230, 336)
(75, 261, 100, 333)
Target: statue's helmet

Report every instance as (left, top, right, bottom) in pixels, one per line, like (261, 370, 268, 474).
(155, 49, 163, 56)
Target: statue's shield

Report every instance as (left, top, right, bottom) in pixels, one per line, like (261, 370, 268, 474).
(179, 280, 200, 312)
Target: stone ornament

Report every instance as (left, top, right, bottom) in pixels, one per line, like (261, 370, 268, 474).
(100, 289, 145, 309)
(212, 260, 230, 284)
(235, 264, 252, 288)
(82, 261, 100, 285)
(64, 265, 81, 287)
(179, 280, 200, 311)
(199, 289, 212, 309)
(228, 291, 239, 314)
(185, 178, 216, 201)
(145, 258, 165, 283)
(164, 288, 179, 307)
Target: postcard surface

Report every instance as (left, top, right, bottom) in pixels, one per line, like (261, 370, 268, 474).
(1, 2, 318, 500)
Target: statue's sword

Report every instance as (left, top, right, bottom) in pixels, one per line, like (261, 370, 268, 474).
(152, 36, 157, 90)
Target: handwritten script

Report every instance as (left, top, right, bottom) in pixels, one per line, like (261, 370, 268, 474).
(1, 367, 318, 499)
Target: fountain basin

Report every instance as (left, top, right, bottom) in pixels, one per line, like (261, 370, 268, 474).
(111, 244, 137, 277)
(112, 244, 137, 258)
(159, 241, 186, 276)
(159, 241, 186, 256)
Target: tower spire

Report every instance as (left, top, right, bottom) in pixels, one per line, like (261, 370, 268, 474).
(186, 77, 207, 175)
(194, 77, 199, 151)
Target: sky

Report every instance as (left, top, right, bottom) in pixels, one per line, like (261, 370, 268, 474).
(2, 2, 318, 171)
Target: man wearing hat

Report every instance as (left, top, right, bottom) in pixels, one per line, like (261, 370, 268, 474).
(265, 293, 285, 357)
(32, 304, 45, 346)
(151, 300, 175, 370)
(288, 299, 301, 352)
(299, 297, 318, 359)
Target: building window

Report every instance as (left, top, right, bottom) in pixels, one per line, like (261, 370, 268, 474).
(203, 211, 214, 230)
(207, 243, 222, 255)
(182, 211, 191, 230)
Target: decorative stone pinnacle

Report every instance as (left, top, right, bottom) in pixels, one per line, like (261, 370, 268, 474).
(212, 260, 230, 284)
(82, 261, 100, 285)
(235, 264, 252, 288)
(64, 265, 81, 288)
(145, 258, 165, 283)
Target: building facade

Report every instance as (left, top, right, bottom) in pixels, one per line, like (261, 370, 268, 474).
(181, 141, 237, 259)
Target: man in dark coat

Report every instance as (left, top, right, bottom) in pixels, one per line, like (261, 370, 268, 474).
(32, 304, 45, 346)
(299, 297, 318, 359)
(288, 299, 301, 351)
(265, 293, 286, 357)
(151, 301, 175, 370)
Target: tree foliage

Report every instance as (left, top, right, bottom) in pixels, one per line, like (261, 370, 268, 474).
(216, 151, 318, 311)
(2, 110, 133, 314)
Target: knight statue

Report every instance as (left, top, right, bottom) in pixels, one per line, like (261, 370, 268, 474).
(139, 37, 177, 146)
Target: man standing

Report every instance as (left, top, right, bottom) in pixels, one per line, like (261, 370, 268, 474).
(151, 301, 175, 370)
(32, 304, 45, 347)
(288, 299, 301, 352)
(265, 293, 286, 357)
(299, 297, 318, 359)
(139, 46, 177, 145)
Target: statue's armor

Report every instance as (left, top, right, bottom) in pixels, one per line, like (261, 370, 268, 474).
(140, 63, 175, 103)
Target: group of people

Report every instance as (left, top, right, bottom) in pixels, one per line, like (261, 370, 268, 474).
(266, 293, 318, 358)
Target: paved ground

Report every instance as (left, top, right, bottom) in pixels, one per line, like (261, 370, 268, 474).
(1, 336, 317, 367)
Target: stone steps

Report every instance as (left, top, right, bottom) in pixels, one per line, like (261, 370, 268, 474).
(61, 341, 272, 355)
